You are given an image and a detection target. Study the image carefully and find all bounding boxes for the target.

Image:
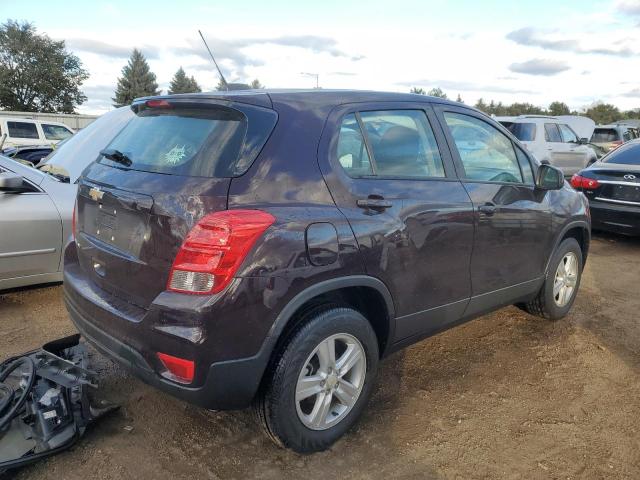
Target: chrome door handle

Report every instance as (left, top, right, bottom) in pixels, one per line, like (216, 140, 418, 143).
(357, 198, 392, 210)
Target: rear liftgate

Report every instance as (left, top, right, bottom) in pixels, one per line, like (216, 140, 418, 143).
(0, 334, 117, 473)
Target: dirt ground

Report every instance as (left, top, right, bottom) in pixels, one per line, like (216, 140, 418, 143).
(1, 232, 639, 479)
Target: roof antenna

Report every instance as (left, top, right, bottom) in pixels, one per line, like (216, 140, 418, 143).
(198, 29, 229, 91)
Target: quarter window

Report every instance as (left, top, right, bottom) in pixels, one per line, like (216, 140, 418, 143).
(544, 123, 562, 143)
(443, 112, 523, 184)
(515, 147, 535, 185)
(7, 121, 39, 139)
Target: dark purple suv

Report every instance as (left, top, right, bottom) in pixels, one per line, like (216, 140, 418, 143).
(64, 90, 590, 452)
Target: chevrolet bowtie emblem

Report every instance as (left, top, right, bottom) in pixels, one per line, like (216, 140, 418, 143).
(89, 187, 104, 202)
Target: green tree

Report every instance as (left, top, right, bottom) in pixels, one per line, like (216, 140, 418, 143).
(0, 20, 88, 113)
(250, 78, 264, 89)
(410, 87, 426, 94)
(168, 67, 201, 94)
(585, 103, 621, 124)
(456, 93, 464, 104)
(548, 101, 570, 116)
(505, 102, 545, 116)
(427, 87, 447, 99)
(474, 98, 488, 113)
(112, 49, 160, 107)
(215, 79, 227, 91)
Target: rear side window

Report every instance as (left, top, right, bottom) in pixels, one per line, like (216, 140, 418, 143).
(337, 110, 445, 179)
(502, 122, 536, 142)
(592, 128, 619, 143)
(42, 124, 73, 141)
(337, 114, 373, 176)
(101, 102, 277, 177)
(544, 123, 562, 143)
(7, 121, 39, 139)
(558, 124, 578, 143)
(444, 112, 523, 184)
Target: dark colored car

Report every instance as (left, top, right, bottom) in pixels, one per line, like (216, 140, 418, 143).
(63, 90, 590, 452)
(571, 139, 640, 235)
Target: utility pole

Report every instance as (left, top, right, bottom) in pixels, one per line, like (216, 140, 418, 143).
(301, 72, 319, 89)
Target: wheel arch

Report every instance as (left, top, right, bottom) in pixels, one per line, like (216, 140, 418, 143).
(546, 221, 590, 273)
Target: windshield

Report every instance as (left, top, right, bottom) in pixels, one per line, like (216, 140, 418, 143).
(39, 107, 134, 183)
(501, 122, 536, 142)
(603, 142, 640, 165)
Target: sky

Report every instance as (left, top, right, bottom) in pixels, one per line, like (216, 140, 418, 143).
(2, 0, 640, 114)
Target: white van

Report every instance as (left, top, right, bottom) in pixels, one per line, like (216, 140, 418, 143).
(0, 117, 75, 148)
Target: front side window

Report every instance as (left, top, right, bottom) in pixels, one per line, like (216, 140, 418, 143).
(544, 123, 562, 143)
(7, 121, 39, 139)
(337, 113, 373, 176)
(558, 124, 578, 143)
(42, 124, 73, 141)
(443, 112, 523, 184)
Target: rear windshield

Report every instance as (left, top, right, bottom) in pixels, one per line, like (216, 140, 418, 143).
(603, 142, 640, 165)
(592, 128, 619, 143)
(501, 122, 536, 142)
(100, 102, 276, 177)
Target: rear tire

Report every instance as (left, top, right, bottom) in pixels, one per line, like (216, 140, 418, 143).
(521, 237, 583, 320)
(254, 307, 379, 453)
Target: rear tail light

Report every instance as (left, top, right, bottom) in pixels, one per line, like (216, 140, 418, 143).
(570, 174, 599, 190)
(146, 99, 171, 108)
(157, 352, 194, 384)
(167, 209, 275, 295)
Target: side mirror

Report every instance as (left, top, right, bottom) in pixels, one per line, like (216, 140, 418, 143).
(0, 172, 25, 192)
(536, 164, 564, 190)
(579, 137, 589, 145)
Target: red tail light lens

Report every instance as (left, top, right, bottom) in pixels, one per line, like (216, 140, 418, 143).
(146, 99, 171, 108)
(167, 209, 275, 295)
(157, 352, 194, 384)
(570, 174, 599, 190)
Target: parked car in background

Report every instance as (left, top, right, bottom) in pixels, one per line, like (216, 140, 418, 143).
(0, 107, 133, 290)
(571, 138, 640, 236)
(0, 117, 74, 149)
(590, 124, 639, 153)
(1, 144, 54, 166)
(497, 115, 597, 176)
(64, 90, 590, 453)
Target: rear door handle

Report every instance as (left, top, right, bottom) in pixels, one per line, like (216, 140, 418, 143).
(478, 202, 496, 216)
(357, 198, 393, 210)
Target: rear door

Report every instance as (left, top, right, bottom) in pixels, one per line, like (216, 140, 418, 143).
(319, 102, 475, 341)
(558, 123, 589, 174)
(434, 105, 553, 309)
(75, 99, 277, 309)
(545, 122, 574, 175)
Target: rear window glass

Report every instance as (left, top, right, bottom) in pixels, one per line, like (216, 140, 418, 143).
(7, 121, 39, 139)
(603, 142, 640, 165)
(592, 128, 619, 143)
(502, 122, 536, 142)
(100, 102, 276, 177)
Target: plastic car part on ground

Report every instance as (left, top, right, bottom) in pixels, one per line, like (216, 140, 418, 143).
(0, 334, 118, 473)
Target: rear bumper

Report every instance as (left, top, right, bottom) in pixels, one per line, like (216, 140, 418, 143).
(63, 246, 272, 410)
(589, 200, 640, 236)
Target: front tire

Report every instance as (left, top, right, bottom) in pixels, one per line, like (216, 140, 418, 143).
(522, 237, 583, 320)
(254, 307, 379, 453)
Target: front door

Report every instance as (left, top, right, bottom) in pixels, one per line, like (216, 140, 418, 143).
(319, 104, 475, 341)
(434, 106, 554, 313)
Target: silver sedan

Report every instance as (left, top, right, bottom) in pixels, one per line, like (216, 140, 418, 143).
(0, 107, 133, 290)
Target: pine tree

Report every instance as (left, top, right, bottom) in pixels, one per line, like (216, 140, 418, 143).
(456, 94, 464, 104)
(112, 49, 160, 107)
(250, 79, 264, 89)
(168, 67, 201, 94)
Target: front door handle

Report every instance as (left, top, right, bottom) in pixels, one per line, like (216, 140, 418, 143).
(357, 198, 392, 211)
(478, 202, 496, 216)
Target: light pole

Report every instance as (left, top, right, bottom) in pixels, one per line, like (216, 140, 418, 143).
(301, 72, 319, 89)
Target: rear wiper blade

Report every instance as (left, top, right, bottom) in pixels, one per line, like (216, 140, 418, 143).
(100, 148, 132, 167)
